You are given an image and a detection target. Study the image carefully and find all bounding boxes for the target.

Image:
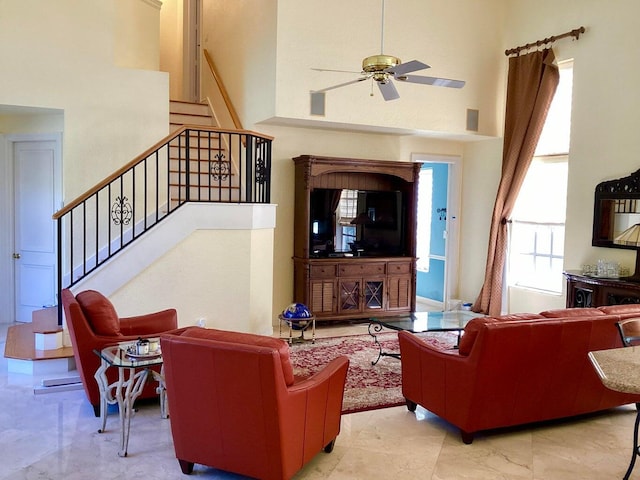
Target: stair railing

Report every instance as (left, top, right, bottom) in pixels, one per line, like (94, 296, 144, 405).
(202, 48, 244, 179)
(53, 126, 272, 320)
(202, 49, 243, 131)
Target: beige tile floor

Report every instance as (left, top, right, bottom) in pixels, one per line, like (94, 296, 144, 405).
(0, 320, 638, 479)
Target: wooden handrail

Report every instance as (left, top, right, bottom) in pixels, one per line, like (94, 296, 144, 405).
(203, 49, 243, 131)
(52, 125, 273, 219)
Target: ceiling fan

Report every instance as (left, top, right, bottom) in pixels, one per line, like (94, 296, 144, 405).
(311, 0, 465, 101)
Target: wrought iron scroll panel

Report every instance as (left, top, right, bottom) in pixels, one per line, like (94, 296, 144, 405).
(54, 128, 272, 300)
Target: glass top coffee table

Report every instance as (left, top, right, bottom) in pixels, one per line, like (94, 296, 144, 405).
(368, 310, 479, 365)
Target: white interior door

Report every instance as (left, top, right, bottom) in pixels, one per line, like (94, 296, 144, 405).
(13, 138, 61, 322)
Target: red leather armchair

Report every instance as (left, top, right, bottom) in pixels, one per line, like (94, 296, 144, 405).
(61, 288, 178, 415)
(160, 327, 349, 480)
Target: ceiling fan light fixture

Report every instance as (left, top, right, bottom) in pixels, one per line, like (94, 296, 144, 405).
(373, 72, 389, 83)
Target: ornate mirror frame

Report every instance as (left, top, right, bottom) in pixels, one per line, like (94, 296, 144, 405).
(592, 168, 640, 250)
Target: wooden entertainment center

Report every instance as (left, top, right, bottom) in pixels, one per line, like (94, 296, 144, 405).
(292, 155, 421, 321)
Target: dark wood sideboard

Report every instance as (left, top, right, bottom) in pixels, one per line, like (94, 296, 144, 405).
(292, 155, 421, 321)
(564, 270, 640, 307)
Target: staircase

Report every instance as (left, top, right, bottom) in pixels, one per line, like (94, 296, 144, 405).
(168, 100, 239, 206)
(169, 100, 213, 132)
(53, 106, 272, 293)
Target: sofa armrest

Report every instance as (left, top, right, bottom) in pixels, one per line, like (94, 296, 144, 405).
(119, 309, 178, 335)
(288, 356, 349, 394)
(283, 356, 349, 456)
(399, 331, 477, 416)
(399, 330, 463, 358)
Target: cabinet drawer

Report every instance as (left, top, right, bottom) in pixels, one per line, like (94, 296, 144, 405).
(310, 264, 337, 278)
(339, 263, 386, 276)
(387, 262, 411, 275)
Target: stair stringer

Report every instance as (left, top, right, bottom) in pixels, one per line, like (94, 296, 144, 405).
(70, 202, 277, 335)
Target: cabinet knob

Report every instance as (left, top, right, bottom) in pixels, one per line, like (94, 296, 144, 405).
(13, 253, 21, 259)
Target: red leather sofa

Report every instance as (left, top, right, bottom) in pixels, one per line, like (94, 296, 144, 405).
(160, 326, 349, 479)
(398, 305, 640, 444)
(61, 288, 178, 415)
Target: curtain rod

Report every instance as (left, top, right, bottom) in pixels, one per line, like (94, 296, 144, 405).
(504, 26, 586, 56)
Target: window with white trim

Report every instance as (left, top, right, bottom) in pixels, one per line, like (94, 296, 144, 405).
(508, 60, 573, 293)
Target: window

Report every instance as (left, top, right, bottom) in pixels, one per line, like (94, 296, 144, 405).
(337, 189, 358, 251)
(508, 61, 573, 293)
(338, 189, 358, 220)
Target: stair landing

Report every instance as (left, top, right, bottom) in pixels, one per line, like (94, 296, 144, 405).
(4, 310, 76, 376)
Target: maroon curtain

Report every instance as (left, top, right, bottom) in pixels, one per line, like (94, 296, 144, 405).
(473, 49, 560, 316)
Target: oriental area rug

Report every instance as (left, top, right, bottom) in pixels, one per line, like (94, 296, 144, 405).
(288, 331, 458, 414)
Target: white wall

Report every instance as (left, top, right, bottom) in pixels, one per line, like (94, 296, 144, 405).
(159, 0, 186, 100)
(201, 0, 278, 129)
(110, 228, 275, 335)
(199, 0, 505, 138)
(273, 0, 506, 138)
(458, 138, 502, 305)
(0, 0, 169, 201)
(72, 203, 277, 334)
(0, 112, 64, 134)
(114, 0, 162, 70)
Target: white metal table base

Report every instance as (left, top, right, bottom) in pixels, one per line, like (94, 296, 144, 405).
(94, 359, 167, 457)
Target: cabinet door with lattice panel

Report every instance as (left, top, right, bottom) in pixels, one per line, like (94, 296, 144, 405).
(339, 279, 361, 313)
(387, 275, 412, 310)
(364, 279, 385, 310)
(309, 279, 337, 315)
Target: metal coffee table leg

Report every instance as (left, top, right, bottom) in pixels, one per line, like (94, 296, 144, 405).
(368, 322, 400, 365)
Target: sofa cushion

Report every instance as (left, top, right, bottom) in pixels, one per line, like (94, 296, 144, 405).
(539, 307, 605, 318)
(181, 327, 295, 386)
(598, 304, 640, 315)
(458, 314, 545, 356)
(76, 290, 122, 336)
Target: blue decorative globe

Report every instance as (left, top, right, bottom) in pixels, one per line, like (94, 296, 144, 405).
(282, 303, 312, 319)
(282, 303, 312, 330)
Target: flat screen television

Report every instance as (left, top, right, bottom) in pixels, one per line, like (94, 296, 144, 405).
(309, 188, 405, 257)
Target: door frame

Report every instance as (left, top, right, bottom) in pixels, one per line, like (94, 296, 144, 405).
(411, 153, 461, 310)
(0, 133, 62, 323)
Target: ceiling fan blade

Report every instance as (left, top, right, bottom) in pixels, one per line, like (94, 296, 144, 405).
(311, 67, 362, 74)
(386, 60, 430, 76)
(313, 76, 368, 93)
(378, 80, 400, 101)
(396, 75, 465, 88)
